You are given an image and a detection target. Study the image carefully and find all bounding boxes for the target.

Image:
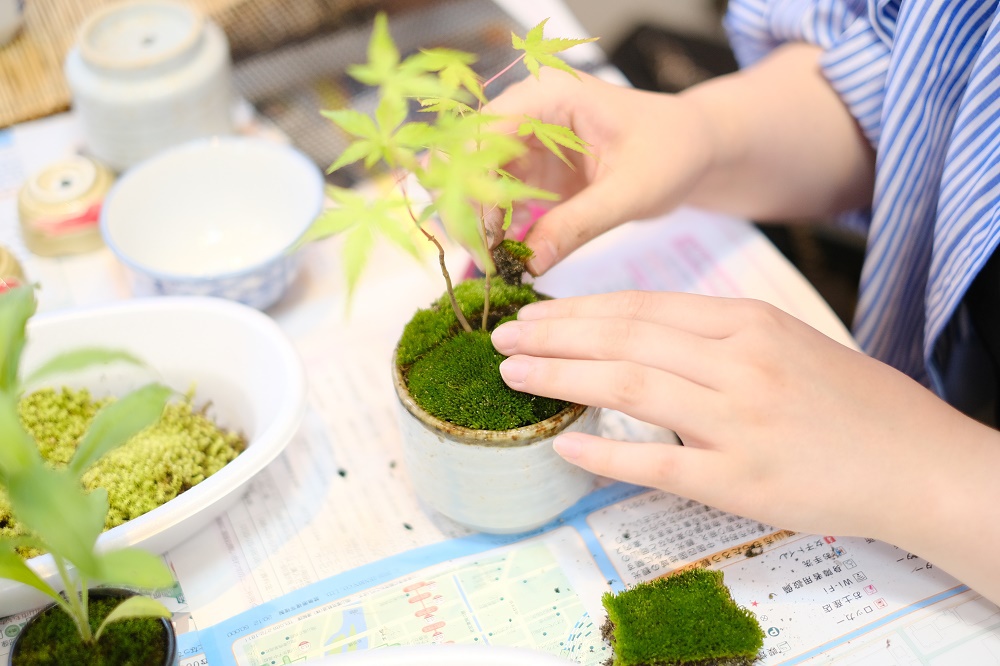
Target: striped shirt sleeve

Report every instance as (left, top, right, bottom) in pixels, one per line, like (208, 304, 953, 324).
(724, 0, 895, 147)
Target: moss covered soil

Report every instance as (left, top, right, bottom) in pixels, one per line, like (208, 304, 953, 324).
(601, 568, 764, 666)
(11, 594, 171, 666)
(397, 277, 568, 430)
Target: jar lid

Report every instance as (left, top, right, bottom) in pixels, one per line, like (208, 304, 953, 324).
(18, 156, 114, 257)
(78, 1, 205, 73)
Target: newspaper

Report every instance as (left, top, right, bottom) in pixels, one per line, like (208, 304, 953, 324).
(2, 112, 997, 666)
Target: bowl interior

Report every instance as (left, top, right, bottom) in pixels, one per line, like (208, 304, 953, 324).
(102, 139, 322, 278)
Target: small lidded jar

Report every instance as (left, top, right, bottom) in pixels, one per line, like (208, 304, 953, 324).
(18, 156, 114, 256)
(64, 1, 233, 171)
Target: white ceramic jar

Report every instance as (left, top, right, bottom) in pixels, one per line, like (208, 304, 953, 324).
(64, 1, 233, 172)
(393, 356, 601, 534)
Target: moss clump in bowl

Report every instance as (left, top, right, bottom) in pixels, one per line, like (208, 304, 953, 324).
(0, 387, 246, 555)
(601, 568, 764, 666)
(397, 262, 568, 431)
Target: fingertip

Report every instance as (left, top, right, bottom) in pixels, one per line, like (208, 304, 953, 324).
(490, 321, 520, 353)
(553, 433, 585, 461)
(498, 355, 531, 387)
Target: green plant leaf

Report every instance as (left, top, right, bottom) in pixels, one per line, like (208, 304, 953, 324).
(375, 96, 408, 137)
(22, 348, 147, 388)
(418, 97, 476, 115)
(517, 117, 593, 168)
(0, 540, 60, 601)
(409, 48, 485, 104)
(297, 208, 355, 247)
(6, 467, 105, 577)
(346, 13, 447, 101)
(512, 19, 597, 79)
(0, 390, 40, 482)
(68, 383, 172, 476)
(96, 548, 174, 590)
(298, 187, 423, 300)
(343, 224, 376, 303)
(349, 11, 399, 86)
(320, 108, 379, 139)
(93, 595, 172, 643)
(326, 139, 379, 174)
(393, 122, 436, 150)
(0, 285, 36, 393)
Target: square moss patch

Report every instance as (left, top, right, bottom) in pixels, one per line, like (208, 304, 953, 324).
(601, 568, 764, 666)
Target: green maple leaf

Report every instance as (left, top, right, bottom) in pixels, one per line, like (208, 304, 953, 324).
(517, 117, 593, 168)
(346, 13, 448, 115)
(418, 97, 477, 116)
(322, 109, 381, 173)
(346, 13, 440, 98)
(512, 18, 598, 78)
(323, 108, 436, 173)
(298, 187, 423, 301)
(408, 48, 485, 104)
(493, 170, 559, 230)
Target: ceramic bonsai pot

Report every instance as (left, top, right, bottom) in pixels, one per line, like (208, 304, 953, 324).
(393, 351, 601, 534)
(8, 588, 177, 666)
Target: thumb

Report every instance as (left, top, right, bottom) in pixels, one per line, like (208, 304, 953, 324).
(523, 179, 633, 275)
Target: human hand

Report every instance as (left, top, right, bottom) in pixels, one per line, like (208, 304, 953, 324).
(485, 69, 714, 275)
(490, 291, 992, 545)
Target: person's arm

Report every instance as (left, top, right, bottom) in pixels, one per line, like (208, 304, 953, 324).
(681, 42, 875, 219)
(489, 292, 1000, 605)
(487, 42, 874, 275)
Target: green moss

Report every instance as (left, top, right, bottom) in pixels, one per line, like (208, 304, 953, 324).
(2, 388, 246, 557)
(11, 594, 171, 665)
(601, 568, 764, 666)
(493, 240, 534, 285)
(498, 239, 534, 262)
(407, 330, 567, 430)
(397, 278, 568, 430)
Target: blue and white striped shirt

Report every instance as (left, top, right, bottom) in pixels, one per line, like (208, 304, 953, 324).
(726, 0, 1000, 405)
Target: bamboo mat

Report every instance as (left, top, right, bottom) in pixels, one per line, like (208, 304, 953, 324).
(0, 0, 430, 129)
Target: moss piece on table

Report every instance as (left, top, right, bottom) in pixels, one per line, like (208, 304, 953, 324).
(407, 329, 566, 430)
(601, 568, 764, 666)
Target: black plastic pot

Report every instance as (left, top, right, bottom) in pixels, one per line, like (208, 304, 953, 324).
(8, 588, 177, 666)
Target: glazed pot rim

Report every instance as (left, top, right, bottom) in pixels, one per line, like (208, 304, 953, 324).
(392, 345, 588, 447)
(9, 587, 177, 666)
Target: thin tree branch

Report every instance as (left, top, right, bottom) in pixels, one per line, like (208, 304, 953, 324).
(399, 177, 473, 333)
(482, 54, 526, 92)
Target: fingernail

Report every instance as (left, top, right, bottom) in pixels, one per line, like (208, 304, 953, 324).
(553, 434, 583, 460)
(491, 322, 520, 353)
(526, 238, 556, 276)
(499, 356, 531, 386)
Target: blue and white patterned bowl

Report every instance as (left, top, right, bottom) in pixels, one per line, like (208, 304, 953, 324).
(100, 137, 324, 310)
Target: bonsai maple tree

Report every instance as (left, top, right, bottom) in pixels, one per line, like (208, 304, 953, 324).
(302, 12, 595, 326)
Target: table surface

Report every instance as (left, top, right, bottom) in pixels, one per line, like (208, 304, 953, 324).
(0, 5, 994, 665)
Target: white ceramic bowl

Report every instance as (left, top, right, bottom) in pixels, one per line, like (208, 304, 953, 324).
(0, 296, 306, 616)
(100, 137, 324, 310)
